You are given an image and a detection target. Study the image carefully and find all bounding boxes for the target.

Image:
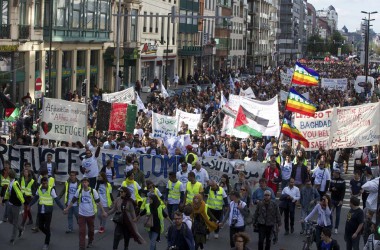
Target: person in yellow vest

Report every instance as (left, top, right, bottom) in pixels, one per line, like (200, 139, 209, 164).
(64, 177, 107, 250)
(58, 171, 80, 233)
(121, 170, 143, 210)
(29, 177, 65, 250)
(185, 145, 199, 167)
(184, 172, 204, 205)
(20, 168, 37, 227)
(141, 180, 165, 209)
(0, 160, 11, 222)
(138, 194, 172, 250)
(205, 180, 229, 239)
(165, 171, 185, 219)
(3, 169, 25, 245)
(95, 172, 113, 234)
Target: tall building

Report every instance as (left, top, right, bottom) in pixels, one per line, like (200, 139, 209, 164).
(214, 0, 233, 70)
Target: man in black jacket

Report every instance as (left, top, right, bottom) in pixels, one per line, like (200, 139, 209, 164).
(329, 169, 346, 234)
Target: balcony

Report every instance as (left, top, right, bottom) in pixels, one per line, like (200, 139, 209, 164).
(0, 24, 11, 39)
(19, 25, 30, 39)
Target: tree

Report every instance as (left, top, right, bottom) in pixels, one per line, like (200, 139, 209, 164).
(307, 34, 326, 56)
(327, 31, 352, 55)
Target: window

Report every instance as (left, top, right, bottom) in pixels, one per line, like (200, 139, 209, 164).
(72, 0, 82, 28)
(98, 0, 110, 30)
(35, 51, 40, 71)
(1, 0, 9, 25)
(56, 0, 66, 27)
(86, 0, 95, 29)
(180, 10, 186, 24)
(19, 0, 27, 25)
(143, 11, 147, 32)
(130, 9, 137, 41)
(149, 12, 153, 33)
(34, 0, 42, 27)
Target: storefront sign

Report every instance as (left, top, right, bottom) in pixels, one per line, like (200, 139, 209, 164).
(0, 45, 18, 52)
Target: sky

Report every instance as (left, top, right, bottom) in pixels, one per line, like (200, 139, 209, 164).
(308, 0, 380, 33)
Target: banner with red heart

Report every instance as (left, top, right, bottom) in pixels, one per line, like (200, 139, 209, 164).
(41, 122, 52, 135)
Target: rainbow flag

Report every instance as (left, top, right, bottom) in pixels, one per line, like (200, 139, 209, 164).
(281, 118, 309, 148)
(286, 87, 316, 117)
(292, 62, 319, 86)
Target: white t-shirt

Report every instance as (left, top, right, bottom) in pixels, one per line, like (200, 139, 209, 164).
(176, 168, 192, 185)
(82, 156, 99, 178)
(166, 181, 185, 204)
(68, 182, 79, 206)
(281, 162, 293, 180)
(37, 188, 58, 214)
(124, 164, 133, 175)
(127, 182, 141, 201)
(47, 163, 52, 176)
(97, 184, 108, 207)
(192, 168, 209, 187)
(202, 150, 221, 157)
(228, 200, 246, 227)
(75, 188, 100, 216)
(133, 128, 144, 139)
(312, 167, 331, 192)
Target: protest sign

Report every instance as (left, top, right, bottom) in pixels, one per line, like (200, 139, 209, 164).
(176, 109, 202, 132)
(40, 98, 87, 144)
(321, 78, 348, 91)
(281, 71, 293, 85)
(293, 109, 333, 151)
(102, 87, 135, 103)
(239, 87, 256, 98)
(329, 103, 380, 149)
(201, 157, 266, 188)
(162, 134, 191, 156)
(152, 112, 178, 138)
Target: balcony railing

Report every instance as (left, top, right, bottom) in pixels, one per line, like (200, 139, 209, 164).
(0, 24, 11, 39)
(19, 25, 30, 39)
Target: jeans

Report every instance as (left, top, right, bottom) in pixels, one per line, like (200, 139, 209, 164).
(281, 206, 295, 232)
(38, 212, 53, 245)
(229, 226, 245, 248)
(345, 233, 360, 250)
(78, 215, 95, 249)
(97, 207, 109, 228)
(2, 201, 9, 220)
(113, 223, 131, 250)
(149, 231, 159, 250)
(332, 200, 342, 230)
(258, 224, 273, 250)
(301, 207, 313, 231)
(67, 206, 79, 231)
(167, 203, 179, 220)
(8, 204, 22, 240)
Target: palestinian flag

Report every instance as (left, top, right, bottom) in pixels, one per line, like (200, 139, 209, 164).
(281, 118, 309, 148)
(5, 107, 20, 122)
(233, 105, 269, 137)
(96, 101, 137, 133)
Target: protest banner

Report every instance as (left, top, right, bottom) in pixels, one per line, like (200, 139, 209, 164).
(162, 134, 191, 156)
(329, 103, 380, 149)
(281, 72, 293, 85)
(152, 112, 178, 138)
(201, 156, 266, 188)
(321, 78, 348, 91)
(40, 98, 87, 144)
(222, 94, 280, 137)
(102, 87, 135, 103)
(176, 109, 202, 132)
(293, 109, 333, 151)
(239, 87, 256, 98)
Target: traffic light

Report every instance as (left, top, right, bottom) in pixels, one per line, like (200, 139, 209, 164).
(81, 79, 87, 97)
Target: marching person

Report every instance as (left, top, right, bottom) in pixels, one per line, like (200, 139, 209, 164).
(184, 172, 203, 205)
(39, 153, 57, 178)
(29, 177, 65, 250)
(121, 170, 144, 209)
(165, 171, 185, 219)
(0, 161, 11, 222)
(106, 187, 145, 250)
(81, 146, 101, 189)
(64, 177, 107, 250)
(58, 171, 81, 233)
(253, 189, 282, 250)
(312, 157, 331, 197)
(344, 197, 364, 250)
(300, 179, 320, 235)
(167, 211, 195, 250)
(95, 172, 113, 233)
(280, 178, 300, 235)
(100, 159, 116, 187)
(192, 161, 210, 188)
(20, 168, 37, 228)
(329, 169, 346, 234)
(3, 169, 25, 245)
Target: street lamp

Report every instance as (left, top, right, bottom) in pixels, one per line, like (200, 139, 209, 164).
(165, 13, 171, 89)
(361, 11, 377, 85)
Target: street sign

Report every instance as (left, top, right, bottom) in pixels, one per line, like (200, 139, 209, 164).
(35, 77, 42, 98)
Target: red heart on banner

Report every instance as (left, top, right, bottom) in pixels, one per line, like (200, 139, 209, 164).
(41, 122, 52, 135)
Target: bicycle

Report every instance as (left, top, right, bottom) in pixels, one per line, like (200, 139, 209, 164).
(302, 221, 318, 250)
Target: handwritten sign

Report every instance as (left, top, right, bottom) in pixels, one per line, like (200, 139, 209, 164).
(321, 78, 348, 91)
(329, 103, 380, 149)
(102, 87, 135, 103)
(152, 112, 178, 138)
(293, 109, 333, 151)
(176, 109, 202, 132)
(40, 98, 87, 144)
(281, 72, 293, 85)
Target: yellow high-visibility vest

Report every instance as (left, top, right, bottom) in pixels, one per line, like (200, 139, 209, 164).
(186, 181, 202, 204)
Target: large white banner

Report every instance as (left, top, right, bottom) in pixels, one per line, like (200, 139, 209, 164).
(321, 78, 348, 91)
(329, 103, 380, 149)
(152, 112, 177, 138)
(176, 109, 202, 132)
(222, 95, 280, 137)
(102, 87, 135, 103)
(281, 72, 292, 85)
(40, 98, 87, 144)
(293, 109, 333, 151)
(239, 87, 256, 98)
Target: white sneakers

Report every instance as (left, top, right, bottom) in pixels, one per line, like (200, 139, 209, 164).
(334, 229, 338, 234)
(214, 233, 219, 239)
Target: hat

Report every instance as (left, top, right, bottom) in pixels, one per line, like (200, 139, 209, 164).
(186, 145, 193, 151)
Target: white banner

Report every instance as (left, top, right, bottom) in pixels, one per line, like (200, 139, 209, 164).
(293, 109, 333, 151)
(40, 98, 87, 144)
(201, 157, 266, 188)
(281, 72, 293, 85)
(102, 87, 135, 103)
(239, 87, 256, 98)
(162, 134, 191, 156)
(321, 78, 348, 91)
(152, 112, 177, 138)
(176, 109, 202, 132)
(329, 103, 380, 149)
(222, 95, 280, 137)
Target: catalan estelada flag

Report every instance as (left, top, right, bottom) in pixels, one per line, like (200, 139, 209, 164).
(281, 118, 309, 148)
(286, 87, 316, 117)
(292, 62, 319, 86)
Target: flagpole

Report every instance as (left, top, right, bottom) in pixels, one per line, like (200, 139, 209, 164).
(278, 69, 294, 141)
